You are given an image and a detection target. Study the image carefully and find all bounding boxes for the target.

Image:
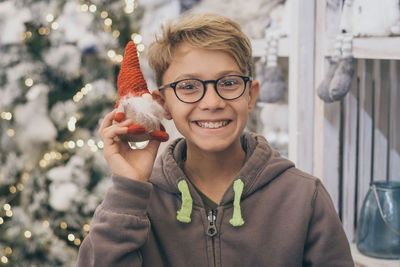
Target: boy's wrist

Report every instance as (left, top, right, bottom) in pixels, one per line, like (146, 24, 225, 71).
(101, 174, 153, 214)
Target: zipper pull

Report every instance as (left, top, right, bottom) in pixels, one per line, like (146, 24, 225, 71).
(207, 210, 217, 237)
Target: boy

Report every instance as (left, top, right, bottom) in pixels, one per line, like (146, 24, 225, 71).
(77, 13, 354, 266)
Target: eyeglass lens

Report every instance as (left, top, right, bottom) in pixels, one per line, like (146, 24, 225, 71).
(175, 75, 246, 103)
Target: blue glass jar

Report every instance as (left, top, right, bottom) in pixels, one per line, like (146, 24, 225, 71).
(356, 181, 400, 259)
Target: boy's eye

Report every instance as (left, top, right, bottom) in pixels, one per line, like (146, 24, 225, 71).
(218, 77, 242, 88)
(177, 80, 201, 90)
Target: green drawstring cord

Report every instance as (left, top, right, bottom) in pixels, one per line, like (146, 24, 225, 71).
(230, 179, 245, 227)
(176, 179, 193, 223)
(176, 178, 244, 226)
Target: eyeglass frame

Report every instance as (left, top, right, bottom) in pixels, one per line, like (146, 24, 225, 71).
(158, 75, 252, 104)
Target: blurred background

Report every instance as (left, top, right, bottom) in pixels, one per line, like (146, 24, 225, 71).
(1, 0, 400, 266)
(0, 0, 288, 265)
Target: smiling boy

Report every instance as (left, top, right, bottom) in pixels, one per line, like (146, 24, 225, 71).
(77, 14, 354, 266)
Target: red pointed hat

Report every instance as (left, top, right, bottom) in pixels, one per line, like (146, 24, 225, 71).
(117, 41, 149, 98)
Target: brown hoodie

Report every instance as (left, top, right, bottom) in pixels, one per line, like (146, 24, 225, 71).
(77, 132, 354, 267)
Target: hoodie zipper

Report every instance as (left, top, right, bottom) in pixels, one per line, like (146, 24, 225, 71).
(207, 209, 217, 266)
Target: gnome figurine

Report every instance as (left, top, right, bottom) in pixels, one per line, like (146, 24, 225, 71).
(113, 41, 169, 143)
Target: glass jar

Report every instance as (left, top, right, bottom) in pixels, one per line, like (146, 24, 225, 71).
(356, 181, 400, 259)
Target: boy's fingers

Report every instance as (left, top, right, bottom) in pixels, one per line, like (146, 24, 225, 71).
(102, 125, 128, 145)
(99, 110, 117, 133)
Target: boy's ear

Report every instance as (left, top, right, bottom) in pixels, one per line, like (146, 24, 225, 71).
(247, 80, 260, 112)
(152, 90, 172, 120)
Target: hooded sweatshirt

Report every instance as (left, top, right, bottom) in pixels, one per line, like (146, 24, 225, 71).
(77, 132, 354, 267)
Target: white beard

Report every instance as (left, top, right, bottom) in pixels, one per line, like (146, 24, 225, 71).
(116, 94, 166, 141)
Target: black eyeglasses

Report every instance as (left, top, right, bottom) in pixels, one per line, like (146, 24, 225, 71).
(158, 75, 252, 104)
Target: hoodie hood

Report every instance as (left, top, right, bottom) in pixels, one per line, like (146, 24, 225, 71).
(149, 132, 294, 206)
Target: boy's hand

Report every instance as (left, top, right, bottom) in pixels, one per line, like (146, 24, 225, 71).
(99, 109, 160, 182)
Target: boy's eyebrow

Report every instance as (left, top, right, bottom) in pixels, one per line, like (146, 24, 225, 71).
(174, 70, 243, 81)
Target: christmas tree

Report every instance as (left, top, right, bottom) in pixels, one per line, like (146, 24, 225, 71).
(0, 0, 145, 265)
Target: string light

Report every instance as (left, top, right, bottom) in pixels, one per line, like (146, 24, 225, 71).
(104, 18, 112, 27)
(9, 186, 16, 194)
(51, 22, 59, 30)
(124, 0, 135, 14)
(25, 78, 33, 87)
(83, 224, 90, 232)
(21, 172, 30, 183)
(16, 183, 24, 191)
(76, 139, 84, 147)
(74, 238, 81, 246)
(1, 256, 8, 264)
(60, 222, 68, 229)
(24, 230, 32, 239)
(3, 204, 11, 211)
(1, 112, 12, 120)
(68, 141, 76, 149)
(39, 159, 47, 168)
(97, 141, 104, 149)
(107, 50, 116, 58)
(46, 14, 54, 22)
(100, 11, 108, 18)
(42, 220, 49, 227)
(80, 4, 89, 12)
(68, 116, 77, 132)
(114, 55, 123, 63)
(68, 234, 75, 241)
(0, 217, 4, 224)
(89, 4, 97, 13)
(5, 210, 12, 217)
(73, 84, 93, 102)
(40, 151, 63, 168)
(112, 30, 120, 38)
(38, 27, 50, 35)
(137, 44, 145, 52)
(132, 34, 142, 44)
(22, 31, 33, 41)
(4, 247, 12, 255)
(6, 129, 15, 137)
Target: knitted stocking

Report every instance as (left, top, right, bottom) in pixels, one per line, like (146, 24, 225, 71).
(258, 34, 286, 103)
(328, 34, 355, 101)
(317, 35, 343, 102)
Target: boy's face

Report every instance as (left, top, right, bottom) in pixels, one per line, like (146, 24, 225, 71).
(156, 43, 259, 153)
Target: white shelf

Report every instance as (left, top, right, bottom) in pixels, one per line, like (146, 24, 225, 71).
(351, 244, 400, 267)
(251, 37, 290, 58)
(325, 37, 400, 60)
(252, 36, 400, 60)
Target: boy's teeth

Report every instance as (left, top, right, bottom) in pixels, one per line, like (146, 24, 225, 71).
(196, 121, 228, 129)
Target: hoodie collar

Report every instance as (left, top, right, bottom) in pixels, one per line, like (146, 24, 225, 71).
(149, 132, 294, 204)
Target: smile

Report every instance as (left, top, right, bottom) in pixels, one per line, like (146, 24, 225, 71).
(195, 120, 230, 129)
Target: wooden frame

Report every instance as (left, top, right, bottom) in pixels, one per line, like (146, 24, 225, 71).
(252, 0, 400, 265)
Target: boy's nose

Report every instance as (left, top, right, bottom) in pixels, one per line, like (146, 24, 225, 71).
(198, 83, 225, 110)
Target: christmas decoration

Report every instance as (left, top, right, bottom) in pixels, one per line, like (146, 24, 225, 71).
(317, 35, 342, 103)
(113, 41, 169, 143)
(328, 34, 355, 101)
(258, 33, 286, 103)
(0, 0, 146, 265)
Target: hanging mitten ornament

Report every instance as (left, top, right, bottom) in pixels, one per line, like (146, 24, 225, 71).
(259, 34, 286, 103)
(328, 34, 355, 101)
(317, 34, 343, 102)
(113, 41, 169, 143)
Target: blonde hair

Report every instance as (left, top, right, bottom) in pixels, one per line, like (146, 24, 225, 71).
(147, 13, 253, 87)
